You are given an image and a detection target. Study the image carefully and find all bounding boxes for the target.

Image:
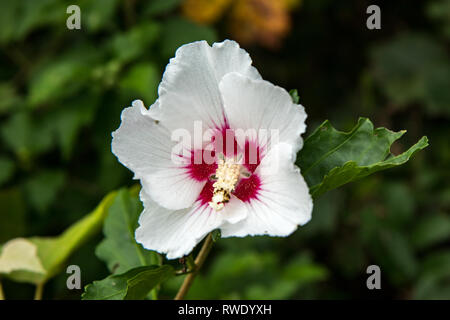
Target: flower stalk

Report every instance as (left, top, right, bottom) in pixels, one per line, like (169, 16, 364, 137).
(34, 283, 44, 300)
(0, 280, 4, 300)
(174, 233, 214, 300)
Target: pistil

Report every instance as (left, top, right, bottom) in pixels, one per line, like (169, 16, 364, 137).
(209, 157, 241, 211)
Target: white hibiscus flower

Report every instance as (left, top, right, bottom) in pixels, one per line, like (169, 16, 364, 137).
(111, 40, 313, 259)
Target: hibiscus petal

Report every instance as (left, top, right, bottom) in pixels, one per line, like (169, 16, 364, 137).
(220, 195, 248, 224)
(150, 40, 261, 134)
(111, 100, 205, 210)
(140, 169, 206, 211)
(135, 190, 246, 259)
(220, 143, 312, 237)
(219, 72, 307, 155)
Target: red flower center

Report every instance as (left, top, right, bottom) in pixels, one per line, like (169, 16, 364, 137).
(185, 127, 262, 207)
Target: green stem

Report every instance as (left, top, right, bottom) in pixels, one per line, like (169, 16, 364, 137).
(174, 234, 214, 300)
(0, 280, 5, 300)
(34, 283, 44, 300)
(150, 253, 164, 300)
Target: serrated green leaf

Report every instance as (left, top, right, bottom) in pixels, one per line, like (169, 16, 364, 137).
(297, 118, 428, 198)
(82, 265, 174, 300)
(96, 188, 159, 275)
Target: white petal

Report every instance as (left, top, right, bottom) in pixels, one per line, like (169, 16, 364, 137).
(220, 143, 312, 238)
(219, 72, 307, 155)
(141, 169, 206, 211)
(111, 100, 204, 210)
(136, 190, 228, 259)
(151, 40, 261, 135)
(220, 195, 248, 224)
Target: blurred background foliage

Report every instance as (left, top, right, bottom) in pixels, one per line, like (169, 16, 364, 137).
(0, 0, 448, 299)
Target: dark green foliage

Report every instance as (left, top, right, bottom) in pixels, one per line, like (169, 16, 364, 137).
(82, 265, 174, 300)
(0, 0, 447, 300)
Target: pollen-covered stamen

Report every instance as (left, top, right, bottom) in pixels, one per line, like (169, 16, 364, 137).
(209, 157, 241, 211)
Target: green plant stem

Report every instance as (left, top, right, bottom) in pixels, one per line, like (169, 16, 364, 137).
(0, 280, 5, 300)
(174, 234, 214, 300)
(34, 283, 44, 300)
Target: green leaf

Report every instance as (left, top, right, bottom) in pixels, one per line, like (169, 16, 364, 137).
(96, 188, 159, 275)
(186, 251, 278, 299)
(110, 22, 160, 63)
(144, 0, 181, 16)
(0, 1, 21, 44)
(82, 0, 120, 33)
(0, 83, 22, 115)
(297, 118, 429, 198)
(371, 33, 447, 106)
(24, 170, 65, 214)
(120, 62, 159, 106)
(0, 156, 14, 186)
(82, 265, 174, 300)
(423, 64, 450, 116)
(0, 0, 64, 44)
(1, 112, 54, 162)
(0, 188, 26, 243)
(412, 214, 450, 250)
(0, 238, 46, 284)
(160, 18, 217, 59)
(427, 0, 450, 39)
(382, 182, 415, 226)
(421, 250, 450, 279)
(246, 254, 328, 299)
(289, 89, 300, 104)
(28, 55, 93, 107)
(48, 94, 98, 159)
(0, 190, 118, 285)
(414, 250, 450, 299)
(378, 229, 418, 282)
